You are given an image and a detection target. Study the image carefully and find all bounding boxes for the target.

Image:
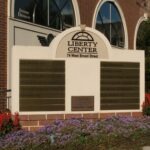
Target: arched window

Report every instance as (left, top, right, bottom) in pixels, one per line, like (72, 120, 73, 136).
(14, 0, 76, 30)
(95, 1, 125, 48)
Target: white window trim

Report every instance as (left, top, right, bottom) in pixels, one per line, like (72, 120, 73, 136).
(72, 0, 81, 26)
(134, 14, 148, 50)
(92, 0, 128, 49)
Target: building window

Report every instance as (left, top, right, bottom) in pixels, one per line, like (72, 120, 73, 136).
(95, 2, 125, 48)
(14, 0, 75, 30)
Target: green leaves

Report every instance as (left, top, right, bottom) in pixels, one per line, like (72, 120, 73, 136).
(137, 19, 150, 92)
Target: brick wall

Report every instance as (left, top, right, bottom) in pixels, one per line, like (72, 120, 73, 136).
(0, 0, 7, 110)
(77, 0, 98, 27)
(20, 112, 143, 131)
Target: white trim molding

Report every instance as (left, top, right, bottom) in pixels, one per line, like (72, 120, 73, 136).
(92, 0, 128, 49)
(72, 0, 81, 26)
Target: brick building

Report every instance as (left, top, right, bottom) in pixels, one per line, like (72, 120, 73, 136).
(0, 0, 148, 130)
(0, 0, 7, 109)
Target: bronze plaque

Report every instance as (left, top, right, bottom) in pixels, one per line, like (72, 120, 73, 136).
(71, 96, 94, 111)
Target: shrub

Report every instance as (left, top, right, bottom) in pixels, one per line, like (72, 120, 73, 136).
(142, 93, 150, 116)
(0, 109, 21, 137)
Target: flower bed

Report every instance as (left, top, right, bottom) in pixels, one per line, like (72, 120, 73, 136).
(0, 116, 150, 150)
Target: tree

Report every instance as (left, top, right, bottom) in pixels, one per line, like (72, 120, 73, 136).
(136, 19, 150, 92)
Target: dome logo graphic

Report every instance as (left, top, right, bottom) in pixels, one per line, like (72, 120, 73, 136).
(67, 31, 98, 58)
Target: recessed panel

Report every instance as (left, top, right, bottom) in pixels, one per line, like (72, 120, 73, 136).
(72, 96, 94, 111)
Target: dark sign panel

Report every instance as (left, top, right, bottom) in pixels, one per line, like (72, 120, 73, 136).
(19, 60, 65, 111)
(100, 62, 140, 110)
